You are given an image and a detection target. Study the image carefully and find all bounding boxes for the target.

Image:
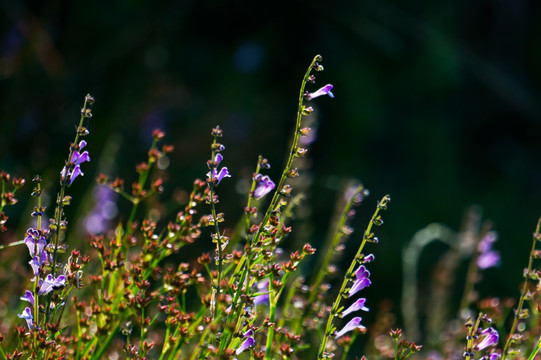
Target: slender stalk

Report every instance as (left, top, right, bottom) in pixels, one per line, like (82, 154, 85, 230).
(317, 195, 390, 359)
(251, 54, 322, 247)
(46, 95, 93, 322)
(502, 217, 541, 359)
(527, 335, 541, 360)
(295, 185, 365, 334)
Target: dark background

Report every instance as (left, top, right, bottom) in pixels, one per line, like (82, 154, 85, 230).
(1, 0, 540, 342)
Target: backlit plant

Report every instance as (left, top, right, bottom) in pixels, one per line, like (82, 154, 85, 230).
(0, 55, 539, 360)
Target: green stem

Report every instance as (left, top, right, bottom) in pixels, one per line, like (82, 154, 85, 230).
(265, 274, 276, 360)
(251, 54, 321, 247)
(317, 195, 390, 359)
(502, 217, 541, 359)
(296, 185, 365, 334)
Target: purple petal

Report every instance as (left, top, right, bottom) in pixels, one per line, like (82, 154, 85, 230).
(253, 175, 275, 200)
(363, 254, 375, 263)
(215, 153, 223, 165)
(54, 275, 66, 287)
(477, 327, 499, 350)
(348, 277, 371, 297)
(335, 317, 365, 339)
(340, 298, 369, 318)
(478, 232, 497, 253)
(354, 265, 370, 279)
(216, 167, 231, 184)
(306, 84, 334, 100)
(38, 274, 55, 295)
(74, 151, 90, 166)
(20, 290, 35, 307)
(254, 293, 269, 306)
(18, 307, 33, 329)
(29, 257, 41, 277)
(24, 233, 46, 258)
(236, 336, 255, 355)
(69, 165, 84, 185)
(477, 251, 500, 270)
(79, 140, 87, 149)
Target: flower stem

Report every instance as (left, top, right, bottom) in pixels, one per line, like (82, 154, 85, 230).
(502, 216, 541, 359)
(317, 195, 390, 359)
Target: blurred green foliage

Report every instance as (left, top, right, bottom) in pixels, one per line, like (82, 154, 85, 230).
(1, 0, 540, 331)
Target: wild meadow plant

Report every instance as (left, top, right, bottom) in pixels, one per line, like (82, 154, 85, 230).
(0, 54, 539, 360)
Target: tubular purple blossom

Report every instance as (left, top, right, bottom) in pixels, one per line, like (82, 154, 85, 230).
(335, 316, 366, 339)
(348, 277, 371, 297)
(18, 307, 33, 329)
(477, 327, 499, 350)
(306, 84, 334, 100)
(253, 174, 275, 200)
(340, 297, 369, 318)
(38, 274, 67, 295)
(20, 290, 35, 307)
(254, 279, 270, 306)
(363, 254, 375, 263)
(24, 231, 46, 258)
(207, 153, 231, 185)
(348, 265, 372, 297)
(236, 336, 255, 355)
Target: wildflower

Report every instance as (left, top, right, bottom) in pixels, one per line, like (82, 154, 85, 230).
(477, 232, 500, 270)
(253, 278, 270, 306)
(71, 140, 90, 165)
(253, 174, 275, 200)
(61, 140, 91, 186)
(236, 333, 255, 355)
(38, 274, 66, 295)
(20, 290, 35, 307)
(348, 265, 371, 297)
(335, 317, 366, 339)
(363, 254, 375, 263)
(305, 84, 334, 100)
(18, 307, 33, 329)
(340, 297, 369, 318)
(477, 327, 499, 350)
(24, 229, 46, 259)
(207, 154, 231, 185)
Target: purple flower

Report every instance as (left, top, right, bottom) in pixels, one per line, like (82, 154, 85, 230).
(38, 274, 66, 295)
(207, 154, 231, 185)
(306, 84, 334, 101)
(24, 228, 46, 258)
(477, 232, 500, 270)
(363, 254, 375, 263)
(61, 140, 91, 186)
(29, 256, 45, 277)
(340, 297, 369, 318)
(18, 307, 33, 329)
(236, 335, 255, 355)
(335, 317, 366, 339)
(253, 278, 270, 306)
(71, 140, 90, 166)
(477, 327, 499, 350)
(348, 265, 371, 297)
(20, 290, 35, 307)
(253, 174, 275, 200)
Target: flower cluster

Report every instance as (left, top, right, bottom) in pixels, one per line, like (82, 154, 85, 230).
(335, 256, 374, 339)
(18, 228, 67, 329)
(60, 139, 91, 186)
